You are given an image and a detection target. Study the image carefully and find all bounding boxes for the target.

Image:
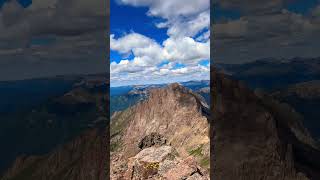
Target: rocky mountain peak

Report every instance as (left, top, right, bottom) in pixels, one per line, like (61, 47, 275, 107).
(111, 83, 210, 179)
(150, 83, 209, 113)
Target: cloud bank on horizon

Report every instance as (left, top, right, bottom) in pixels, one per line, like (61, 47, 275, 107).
(213, 0, 320, 64)
(110, 0, 210, 87)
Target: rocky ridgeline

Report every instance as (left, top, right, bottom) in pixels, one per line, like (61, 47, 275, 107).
(212, 69, 320, 180)
(1, 128, 108, 180)
(111, 83, 210, 179)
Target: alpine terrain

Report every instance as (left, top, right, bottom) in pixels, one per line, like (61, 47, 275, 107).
(110, 83, 210, 179)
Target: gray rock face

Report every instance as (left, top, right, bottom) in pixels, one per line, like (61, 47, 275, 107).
(138, 133, 167, 150)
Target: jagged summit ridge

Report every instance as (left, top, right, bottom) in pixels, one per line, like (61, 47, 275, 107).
(123, 83, 210, 157)
(148, 83, 210, 115)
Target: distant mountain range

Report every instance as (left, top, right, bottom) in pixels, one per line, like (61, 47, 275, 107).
(217, 57, 320, 91)
(0, 74, 108, 179)
(0, 74, 107, 113)
(111, 80, 209, 95)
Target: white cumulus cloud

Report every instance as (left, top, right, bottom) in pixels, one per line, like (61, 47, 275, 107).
(111, 0, 210, 86)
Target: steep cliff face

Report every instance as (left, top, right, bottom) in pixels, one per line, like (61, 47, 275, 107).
(212, 70, 320, 180)
(111, 83, 210, 179)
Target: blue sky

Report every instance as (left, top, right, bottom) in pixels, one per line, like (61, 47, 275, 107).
(110, 0, 168, 64)
(110, 0, 210, 87)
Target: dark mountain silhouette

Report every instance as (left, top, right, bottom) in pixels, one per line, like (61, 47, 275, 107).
(217, 57, 320, 91)
(212, 69, 320, 180)
(0, 74, 108, 179)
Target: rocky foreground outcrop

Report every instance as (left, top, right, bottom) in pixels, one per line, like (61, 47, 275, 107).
(124, 146, 207, 180)
(111, 83, 210, 179)
(212, 69, 320, 180)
